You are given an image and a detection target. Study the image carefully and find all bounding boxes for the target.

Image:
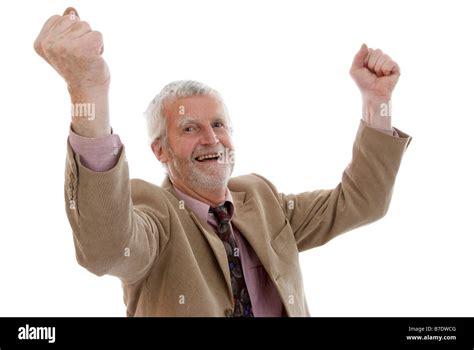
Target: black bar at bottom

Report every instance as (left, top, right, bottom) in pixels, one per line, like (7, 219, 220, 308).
(0, 317, 472, 349)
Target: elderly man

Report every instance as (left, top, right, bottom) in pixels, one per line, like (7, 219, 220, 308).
(34, 8, 411, 317)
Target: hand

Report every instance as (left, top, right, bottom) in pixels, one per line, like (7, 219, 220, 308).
(33, 7, 111, 137)
(350, 44, 400, 131)
(350, 44, 400, 100)
(34, 7, 110, 92)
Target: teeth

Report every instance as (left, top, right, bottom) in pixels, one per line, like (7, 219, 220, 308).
(196, 153, 221, 161)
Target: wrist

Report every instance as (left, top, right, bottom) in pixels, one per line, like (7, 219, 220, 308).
(69, 86, 111, 138)
(68, 84, 109, 101)
(362, 95, 392, 130)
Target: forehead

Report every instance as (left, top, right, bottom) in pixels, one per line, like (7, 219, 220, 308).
(164, 95, 223, 125)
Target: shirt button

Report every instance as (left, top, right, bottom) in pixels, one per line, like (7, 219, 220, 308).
(224, 309, 233, 317)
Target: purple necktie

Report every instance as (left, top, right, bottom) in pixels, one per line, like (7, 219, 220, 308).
(210, 204, 254, 317)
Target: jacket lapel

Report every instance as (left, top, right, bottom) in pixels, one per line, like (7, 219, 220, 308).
(230, 191, 273, 280)
(161, 176, 233, 300)
(188, 212, 233, 299)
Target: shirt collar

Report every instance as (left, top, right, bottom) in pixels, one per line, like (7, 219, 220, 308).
(173, 184, 235, 222)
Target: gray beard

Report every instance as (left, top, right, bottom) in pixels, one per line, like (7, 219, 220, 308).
(186, 163, 234, 190)
(168, 152, 235, 190)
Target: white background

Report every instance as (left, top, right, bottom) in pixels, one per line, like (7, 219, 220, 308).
(0, 0, 472, 316)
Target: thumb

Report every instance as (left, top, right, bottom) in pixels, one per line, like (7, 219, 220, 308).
(63, 7, 80, 20)
(351, 43, 368, 70)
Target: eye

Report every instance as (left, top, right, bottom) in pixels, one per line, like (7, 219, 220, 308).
(213, 121, 225, 128)
(184, 126, 195, 133)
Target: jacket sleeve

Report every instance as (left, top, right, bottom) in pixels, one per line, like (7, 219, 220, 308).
(64, 140, 167, 284)
(279, 120, 412, 252)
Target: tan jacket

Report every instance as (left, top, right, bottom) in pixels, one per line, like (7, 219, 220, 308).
(64, 121, 411, 316)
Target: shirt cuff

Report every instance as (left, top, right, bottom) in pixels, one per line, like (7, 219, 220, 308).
(362, 119, 400, 138)
(68, 126, 123, 172)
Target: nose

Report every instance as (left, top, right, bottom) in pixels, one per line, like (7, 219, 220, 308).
(200, 125, 219, 145)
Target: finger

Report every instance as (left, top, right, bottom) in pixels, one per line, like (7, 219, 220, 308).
(34, 15, 61, 56)
(42, 15, 62, 34)
(50, 7, 80, 34)
(374, 55, 389, 77)
(380, 59, 396, 76)
(381, 61, 400, 76)
(368, 49, 382, 71)
(61, 21, 92, 39)
(390, 62, 401, 75)
(364, 48, 373, 65)
(351, 43, 369, 71)
(49, 15, 80, 36)
(63, 7, 80, 20)
(76, 31, 104, 55)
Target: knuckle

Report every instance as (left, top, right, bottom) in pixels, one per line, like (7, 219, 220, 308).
(43, 38, 55, 52)
(43, 38, 66, 56)
(57, 16, 69, 26)
(80, 20, 92, 30)
(48, 14, 61, 23)
(90, 31, 104, 44)
(33, 39, 42, 53)
(92, 30, 103, 38)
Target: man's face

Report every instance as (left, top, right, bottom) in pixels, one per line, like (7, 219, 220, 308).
(155, 95, 235, 191)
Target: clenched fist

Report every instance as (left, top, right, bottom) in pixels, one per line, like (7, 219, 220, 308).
(34, 7, 111, 138)
(34, 7, 110, 92)
(349, 44, 400, 131)
(350, 44, 400, 100)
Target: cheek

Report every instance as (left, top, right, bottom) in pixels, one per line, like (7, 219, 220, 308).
(220, 133, 234, 149)
(170, 137, 198, 158)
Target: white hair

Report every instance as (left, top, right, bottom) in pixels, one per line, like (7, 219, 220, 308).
(144, 80, 231, 145)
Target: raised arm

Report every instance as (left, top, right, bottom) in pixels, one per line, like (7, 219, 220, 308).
(279, 44, 410, 251)
(34, 8, 163, 284)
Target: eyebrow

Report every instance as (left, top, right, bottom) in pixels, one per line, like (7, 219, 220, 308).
(176, 116, 196, 129)
(176, 115, 227, 129)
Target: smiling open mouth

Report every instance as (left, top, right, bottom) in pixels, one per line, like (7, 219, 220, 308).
(194, 153, 222, 162)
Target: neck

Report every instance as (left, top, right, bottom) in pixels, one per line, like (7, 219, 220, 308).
(170, 177, 227, 207)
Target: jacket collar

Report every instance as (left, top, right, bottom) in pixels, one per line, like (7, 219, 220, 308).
(161, 176, 273, 282)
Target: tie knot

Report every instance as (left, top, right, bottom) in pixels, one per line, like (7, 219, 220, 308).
(210, 204, 231, 224)
(210, 204, 232, 234)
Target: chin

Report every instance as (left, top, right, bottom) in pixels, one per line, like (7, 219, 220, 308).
(191, 168, 232, 190)
(198, 174, 231, 189)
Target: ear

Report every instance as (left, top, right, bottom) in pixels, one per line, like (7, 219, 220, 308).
(151, 140, 169, 164)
